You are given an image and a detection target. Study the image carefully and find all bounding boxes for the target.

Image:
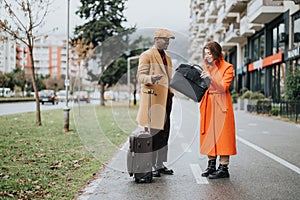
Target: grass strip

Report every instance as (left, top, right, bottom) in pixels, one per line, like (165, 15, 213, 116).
(0, 104, 138, 199)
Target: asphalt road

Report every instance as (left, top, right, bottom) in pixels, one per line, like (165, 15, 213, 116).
(76, 98, 300, 200)
(0, 100, 97, 116)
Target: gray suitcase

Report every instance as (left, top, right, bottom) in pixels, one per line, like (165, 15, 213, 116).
(127, 89, 153, 183)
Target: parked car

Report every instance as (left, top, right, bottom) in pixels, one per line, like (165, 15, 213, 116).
(0, 88, 12, 97)
(38, 89, 58, 105)
(104, 90, 116, 101)
(74, 91, 90, 103)
(57, 90, 72, 102)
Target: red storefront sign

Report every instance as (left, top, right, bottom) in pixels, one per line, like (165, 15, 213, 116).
(248, 52, 283, 72)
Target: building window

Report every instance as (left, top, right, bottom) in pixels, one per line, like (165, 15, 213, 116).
(272, 22, 285, 54)
(260, 34, 265, 58)
(293, 11, 300, 47)
(278, 23, 285, 53)
(272, 27, 278, 54)
(252, 33, 265, 61)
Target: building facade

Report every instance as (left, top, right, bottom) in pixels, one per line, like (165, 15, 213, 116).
(0, 33, 17, 73)
(189, 0, 300, 102)
(25, 36, 68, 78)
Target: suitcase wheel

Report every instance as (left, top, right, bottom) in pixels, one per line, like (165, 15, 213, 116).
(134, 173, 152, 183)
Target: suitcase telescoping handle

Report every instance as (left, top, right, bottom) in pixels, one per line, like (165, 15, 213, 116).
(147, 89, 151, 133)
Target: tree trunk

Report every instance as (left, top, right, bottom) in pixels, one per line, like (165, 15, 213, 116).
(29, 47, 42, 125)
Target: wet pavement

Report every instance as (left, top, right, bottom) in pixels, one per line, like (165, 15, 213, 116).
(76, 98, 300, 200)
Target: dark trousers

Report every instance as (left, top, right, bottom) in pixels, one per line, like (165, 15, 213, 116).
(146, 91, 173, 168)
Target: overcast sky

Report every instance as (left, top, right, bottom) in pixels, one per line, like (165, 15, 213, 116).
(44, 0, 191, 37)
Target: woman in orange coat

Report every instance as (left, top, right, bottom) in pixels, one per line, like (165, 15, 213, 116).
(199, 41, 237, 179)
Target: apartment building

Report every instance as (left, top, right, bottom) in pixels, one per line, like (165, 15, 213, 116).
(0, 33, 17, 73)
(24, 35, 68, 78)
(189, 0, 300, 102)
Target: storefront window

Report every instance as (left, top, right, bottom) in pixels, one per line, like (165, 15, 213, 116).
(278, 23, 285, 53)
(260, 35, 265, 58)
(273, 27, 278, 54)
(252, 34, 264, 61)
(280, 63, 286, 96)
(253, 38, 259, 60)
(272, 23, 285, 54)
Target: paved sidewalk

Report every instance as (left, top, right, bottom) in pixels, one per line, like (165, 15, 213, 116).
(76, 99, 300, 200)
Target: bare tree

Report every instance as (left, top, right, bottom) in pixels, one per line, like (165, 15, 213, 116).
(0, 0, 52, 125)
(71, 38, 94, 92)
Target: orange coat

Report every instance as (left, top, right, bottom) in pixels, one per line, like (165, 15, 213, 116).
(199, 59, 237, 156)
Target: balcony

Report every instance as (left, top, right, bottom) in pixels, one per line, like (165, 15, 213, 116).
(197, 32, 206, 39)
(208, 24, 216, 37)
(220, 41, 237, 51)
(248, 0, 284, 24)
(197, 0, 206, 6)
(225, 23, 247, 43)
(203, 22, 209, 32)
(216, 0, 225, 9)
(208, 1, 218, 15)
(212, 33, 221, 42)
(240, 16, 256, 37)
(196, 9, 206, 24)
(225, 0, 249, 13)
(199, 9, 206, 17)
(197, 24, 205, 33)
(215, 23, 227, 33)
(205, 9, 217, 23)
(218, 5, 239, 24)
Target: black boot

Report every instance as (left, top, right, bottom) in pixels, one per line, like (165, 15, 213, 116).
(208, 164, 230, 179)
(201, 159, 216, 177)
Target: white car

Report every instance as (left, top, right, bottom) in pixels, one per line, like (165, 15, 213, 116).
(57, 90, 72, 102)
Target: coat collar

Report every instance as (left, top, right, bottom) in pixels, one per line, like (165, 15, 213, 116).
(151, 47, 168, 75)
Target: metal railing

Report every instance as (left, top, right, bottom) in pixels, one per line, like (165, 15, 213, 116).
(256, 100, 300, 122)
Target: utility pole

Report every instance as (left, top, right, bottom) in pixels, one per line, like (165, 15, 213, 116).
(64, 0, 70, 133)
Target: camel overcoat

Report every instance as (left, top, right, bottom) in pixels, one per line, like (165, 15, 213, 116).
(199, 59, 237, 156)
(136, 47, 173, 130)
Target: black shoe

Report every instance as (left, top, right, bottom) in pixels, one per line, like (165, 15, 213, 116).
(201, 159, 216, 177)
(208, 164, 229, 179)
(152, 170, 161, 177)
(134, 172, 153, 183)
(157, 166, 174, 175)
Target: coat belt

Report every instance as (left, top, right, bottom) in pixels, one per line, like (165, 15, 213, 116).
(208, 91, 226, 94)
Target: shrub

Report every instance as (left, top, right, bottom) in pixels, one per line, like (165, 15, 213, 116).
(250, 92, 265, 100)
(285, 65, 300, 101)
(271, 107, 280, 116)
(231, 89, 238, 103)
(241, 90, 252, 99)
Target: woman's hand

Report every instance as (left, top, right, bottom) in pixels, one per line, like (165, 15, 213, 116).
(200, 71, 210, 79)
(201, 71, 212, 86)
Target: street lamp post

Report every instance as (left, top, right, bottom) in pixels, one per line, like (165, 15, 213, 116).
(127, 55, 139, 106)
(64, 0, 70, 133)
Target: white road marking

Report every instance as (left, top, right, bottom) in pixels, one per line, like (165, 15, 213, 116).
(248, 123, 257, 126)
(190, 164, 209, 184)
(181, 143, 192, 152)
(237, 136, 300, 175)
(261, 131, 269, 134)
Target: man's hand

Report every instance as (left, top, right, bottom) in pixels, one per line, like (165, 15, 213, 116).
(151, 74, 163, 83)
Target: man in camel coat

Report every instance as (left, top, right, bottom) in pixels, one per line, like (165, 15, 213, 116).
(136, 28, 175, 177)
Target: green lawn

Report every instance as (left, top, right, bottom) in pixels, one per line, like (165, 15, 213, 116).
(0, 104, 138, 199)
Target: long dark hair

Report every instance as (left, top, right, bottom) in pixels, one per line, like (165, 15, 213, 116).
(202, 41, 223, 66)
